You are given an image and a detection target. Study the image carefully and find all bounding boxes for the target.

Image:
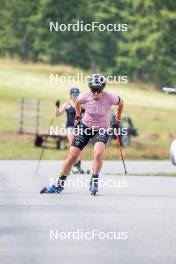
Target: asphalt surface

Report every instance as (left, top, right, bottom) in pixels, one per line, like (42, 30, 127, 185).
(0, 160, 176, 264)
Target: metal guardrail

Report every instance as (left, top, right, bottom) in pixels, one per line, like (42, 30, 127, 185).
(17, 98, 44, 134)
(16, 98, 68, 150)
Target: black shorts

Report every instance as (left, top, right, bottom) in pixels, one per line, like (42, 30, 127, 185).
(71, 122, 109, 150)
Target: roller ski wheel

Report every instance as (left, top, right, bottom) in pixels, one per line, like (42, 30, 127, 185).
(91, 190, 97, 196)
(72, 167, 83, 174)
(72, 167, 90, 175)
(90, 186, 98, 196)
(40, 186, 48, 194)
(80, 169, 90, 175)
(89, 180, 98, 196)
(72, 161, 90, 174)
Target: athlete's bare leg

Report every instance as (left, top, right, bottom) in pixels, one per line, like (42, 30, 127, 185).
(67, 132, 74, 145)
(92, 142, 106, 174)
(67, 131, 82, 160)
(61, 146, 81, 175)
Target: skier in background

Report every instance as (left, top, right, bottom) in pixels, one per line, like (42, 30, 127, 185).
(54, 87, 85, 173)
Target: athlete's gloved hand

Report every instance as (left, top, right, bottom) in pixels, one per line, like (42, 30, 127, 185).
(55, 100, 60, 108)
(115, 117, 121, 125)
(111, 117, 121, 129)
(74, 116, 81, 128)
(53, 100, 60, 118)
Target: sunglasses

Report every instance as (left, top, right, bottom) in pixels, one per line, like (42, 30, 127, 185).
(91, 88, 103, 94)
(71, 93, 79, 96)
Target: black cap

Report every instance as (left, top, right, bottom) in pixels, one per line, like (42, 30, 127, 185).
(70, 88, 80, 96)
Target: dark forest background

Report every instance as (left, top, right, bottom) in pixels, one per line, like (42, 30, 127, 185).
(0, 0, 175, 86)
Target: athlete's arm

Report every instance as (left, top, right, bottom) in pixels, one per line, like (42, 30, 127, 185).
(54, 102, 68, 117)
(75, 99, 82, 118)
(116, 98, 124, 121)
(73, 99, 82, 127)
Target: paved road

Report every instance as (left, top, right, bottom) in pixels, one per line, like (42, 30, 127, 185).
(0, 161, 176, 264)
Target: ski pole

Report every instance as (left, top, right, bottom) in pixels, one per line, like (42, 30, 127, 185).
(116, 134, 128, 175)
(35, 118, 54, 174)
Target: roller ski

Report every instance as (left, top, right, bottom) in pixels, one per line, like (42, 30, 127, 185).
(89, 175, 99, 196)
(72, 160, 90, 174)
(40, 184, 63, 194)
(40, 175, 67, 194)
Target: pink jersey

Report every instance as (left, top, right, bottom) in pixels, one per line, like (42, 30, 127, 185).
(78, 91, 120, 129)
